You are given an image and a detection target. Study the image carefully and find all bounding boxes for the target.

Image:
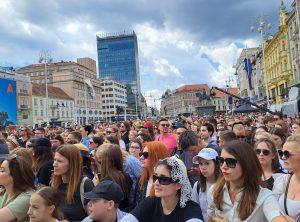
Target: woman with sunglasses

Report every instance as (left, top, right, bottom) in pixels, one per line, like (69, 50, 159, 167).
(273, 135, 300, 221)
(0, 154, 35, 221)
(254, 138, 284, 190)
(121, 156, 204, 222)
(135, 141, 170, 205)
(207, 140, 288, 222)
(191, 148, 221, 222)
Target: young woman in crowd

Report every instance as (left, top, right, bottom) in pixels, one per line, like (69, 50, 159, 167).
(52, 144, 94, 221)
(191, 148, 220, 222)
(10, 148, 33, 169)
(207, 140, 288, 222)
(129, 130, 138, 142)
(129, 139, 143, 159)
(94, 143, 132, 212)
(89, 135, 104, 156)
(270, 127, 287, 150)
(135, 141, 170, 205)
(0, 154, 35, 221)
(104, 135, 119, 145)
(28, 187, 64, 222)
(273, 135, 300, 221)
(32, 138, 54, 186)
(254, 138, 284, 190)
(105, 126, 126, 149)
(49, 134, 64, 151)
(6, 138, 19, 151)
(121, 156, 204, 222)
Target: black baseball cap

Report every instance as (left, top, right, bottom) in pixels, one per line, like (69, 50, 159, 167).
(32, 138, 51, 148)
(83, 180, 124, 203)
(0, 143, 9, 162)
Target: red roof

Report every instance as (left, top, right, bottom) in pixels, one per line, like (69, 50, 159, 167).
(32, 84, 73, 100)
(214, 87, 238, 98)
(176, 84, 210, 92)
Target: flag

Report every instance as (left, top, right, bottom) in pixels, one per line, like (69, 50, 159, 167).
(244, 58, 253, 90)
(84, 79, 96, 98)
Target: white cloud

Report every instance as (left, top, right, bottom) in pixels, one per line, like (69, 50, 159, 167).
(153, 58, 181, 77)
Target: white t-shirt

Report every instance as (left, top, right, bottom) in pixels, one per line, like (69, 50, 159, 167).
(207, 184, 282, 222)
(191, 181, 212, 222)
(273, 174, 300, 221)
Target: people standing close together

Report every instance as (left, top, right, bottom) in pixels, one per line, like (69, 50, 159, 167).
(0, 114, 299, 221)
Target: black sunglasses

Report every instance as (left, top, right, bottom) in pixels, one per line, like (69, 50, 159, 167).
(160, 124, 170, 127)
(255, 149, 271, 156)
(278, 150, 300, 159)
(153, 175, 178, 185)
(139, 151, 149, 159)
(236, 135, 246, 139)
(218, 157, 238, 168)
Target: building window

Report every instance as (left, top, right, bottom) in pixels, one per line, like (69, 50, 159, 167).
(40, 99, 43, 106)
(34, 98, 38, 106)
(41, 110, 44, 116)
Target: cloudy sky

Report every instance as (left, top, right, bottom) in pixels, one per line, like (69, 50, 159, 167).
(0, 0, 293, 107)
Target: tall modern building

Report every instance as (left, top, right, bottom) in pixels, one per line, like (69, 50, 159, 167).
(96, 31, 142, 117)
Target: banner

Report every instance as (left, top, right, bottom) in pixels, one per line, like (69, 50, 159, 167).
(0, 78, 17, 126)
(244, 58, 253, 90)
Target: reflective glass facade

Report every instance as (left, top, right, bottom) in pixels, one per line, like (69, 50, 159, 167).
(97, 33, 139, 89)
(96, 32, 141, 114)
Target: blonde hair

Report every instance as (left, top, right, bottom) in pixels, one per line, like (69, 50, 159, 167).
(286, 134, 300, 150)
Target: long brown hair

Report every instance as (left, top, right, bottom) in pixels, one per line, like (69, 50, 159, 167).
(213, 140, 263, 221)
(36, 186, 64, 220)
(1, 154, 35, 196)
(139, 141, 170, 196)
(51, 145, 82, 204)
(95, 144, 130, 194)
(32, 145, 53, 173)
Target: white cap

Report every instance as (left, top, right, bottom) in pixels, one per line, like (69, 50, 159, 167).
(192, 148, 218, 164)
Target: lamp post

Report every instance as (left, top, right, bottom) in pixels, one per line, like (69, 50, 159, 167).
(251, 16, 272, 108)
(39, 51, 52, 125)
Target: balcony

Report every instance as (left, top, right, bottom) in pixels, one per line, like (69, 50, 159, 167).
(20, 104, 29, 110)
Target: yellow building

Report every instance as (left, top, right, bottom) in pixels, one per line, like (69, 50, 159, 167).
(264, 2, 292, 105)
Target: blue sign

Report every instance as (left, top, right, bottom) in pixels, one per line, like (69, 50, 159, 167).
(0, 78, 17, 126)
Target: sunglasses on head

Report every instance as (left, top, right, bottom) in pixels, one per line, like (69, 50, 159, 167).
(218, 157, 238, 168)
(255, 149, 271, 156)
(153, 175, 178, 185)
(139, 151, 149, 159)
(278, 150, 300, 159)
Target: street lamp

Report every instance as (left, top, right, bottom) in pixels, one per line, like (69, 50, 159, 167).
(39, 50, 52, 125)
(251, 15, 272, 108)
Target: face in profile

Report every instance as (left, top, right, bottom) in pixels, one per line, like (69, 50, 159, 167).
(28, 193, 55, 222)
(53, 152, 69, 176)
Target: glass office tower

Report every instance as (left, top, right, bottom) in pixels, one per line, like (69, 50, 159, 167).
(96, 31, 141, 116)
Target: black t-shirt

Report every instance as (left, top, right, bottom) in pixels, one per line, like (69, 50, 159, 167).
(37, 161, 53, 186)
(57, 177, 94, 221)
(130, 196, 203, 222)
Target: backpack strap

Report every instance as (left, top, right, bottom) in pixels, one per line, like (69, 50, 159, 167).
(284, 174, 292, 216)
(80, 177, 88, 209)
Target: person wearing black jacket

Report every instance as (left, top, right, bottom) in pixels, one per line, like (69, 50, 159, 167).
(31, 137, 54, 186)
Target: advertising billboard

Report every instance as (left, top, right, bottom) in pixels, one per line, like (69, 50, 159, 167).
(0, 78, 17, 126)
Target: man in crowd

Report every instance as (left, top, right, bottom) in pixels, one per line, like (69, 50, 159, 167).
(34, 127, 45, 138)
(199, 122, 220, 154)
(155, 118, 177, 152)
(218, 130, 237, 149)
(81, 125, 92, 148)
(82, 180, 127, 222)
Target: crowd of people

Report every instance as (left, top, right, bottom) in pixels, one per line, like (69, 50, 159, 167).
(0, 113, 299, 221)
